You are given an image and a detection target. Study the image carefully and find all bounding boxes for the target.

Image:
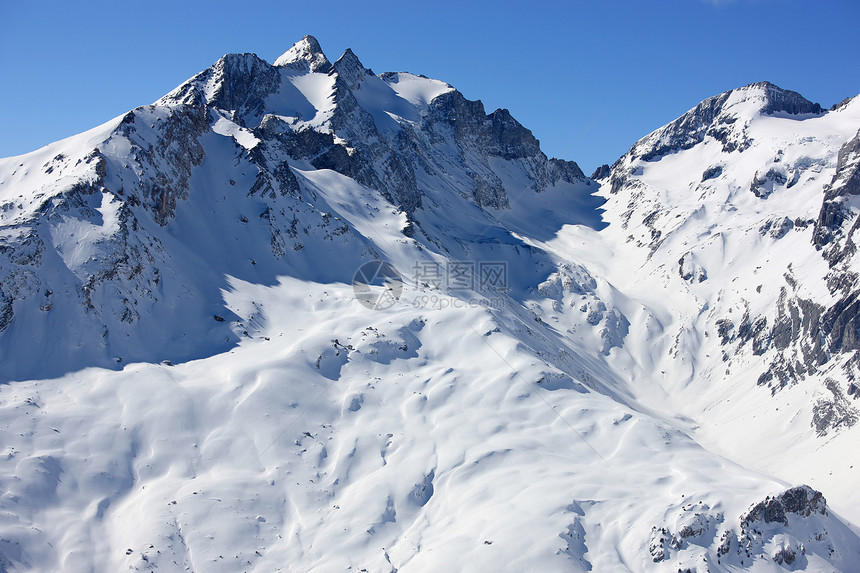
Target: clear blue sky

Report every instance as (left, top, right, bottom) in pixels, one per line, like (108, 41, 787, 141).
(1, 0, 858, 174)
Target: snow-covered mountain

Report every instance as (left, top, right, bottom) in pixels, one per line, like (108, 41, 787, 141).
(0, 36, 859, 571)
(586, 83, 860, 525)
(0, 35, 587, 381)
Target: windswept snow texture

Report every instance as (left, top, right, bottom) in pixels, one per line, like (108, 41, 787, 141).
(1, 38, 859, 572)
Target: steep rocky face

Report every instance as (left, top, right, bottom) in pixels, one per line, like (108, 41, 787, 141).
(814, 126, 860, 263)
(590, 163, 610, 180)
(421, 89, 580, 209)
(757, 81, 824, 115)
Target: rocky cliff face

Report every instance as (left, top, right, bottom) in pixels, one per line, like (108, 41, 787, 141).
(814, 125, 860, 262)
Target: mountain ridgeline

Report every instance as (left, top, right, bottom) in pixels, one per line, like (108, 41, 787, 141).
(0, 35, 586, 381)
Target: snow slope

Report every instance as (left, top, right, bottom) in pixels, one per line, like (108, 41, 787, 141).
(573, 85, 860, 524)
(1, 38, 859, 572)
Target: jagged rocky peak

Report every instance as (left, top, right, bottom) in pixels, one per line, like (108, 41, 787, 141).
(209, 53, 280, 119)
(274, 34, 331, 72)
(590, 164, 610, 180)
(332, 48, 371, 88)
(0, 31, 602, 380)
(157, 51, 280, 119)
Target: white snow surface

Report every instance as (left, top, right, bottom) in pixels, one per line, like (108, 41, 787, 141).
(383, 72, 453, 109)
(211, 112, 260, 150)
(1, 39, 859, 572)
(554, 90, 860, 527)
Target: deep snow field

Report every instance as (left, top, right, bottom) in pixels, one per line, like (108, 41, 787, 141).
(3, 275, 857, 571)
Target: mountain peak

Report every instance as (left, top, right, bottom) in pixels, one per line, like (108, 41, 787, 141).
(736, 81, 822, 116)
(333, 48, 370, 87)
(274, 35, 331, 73)
(614, 80, 827, 166)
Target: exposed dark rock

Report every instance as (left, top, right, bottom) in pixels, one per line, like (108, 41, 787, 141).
(264, 124, 334, 160)
(701, 164, 723, 181)
(648, 503, 724, 565)
(469, 174, 506, 209)
(648, 527, 672, 562)
(741, 485, 826, 528)
(612, 83, 817, 180)
(607, 170, 627, 195)
(831, 95, 858, 112)
(718, 276, 860, 396)
(209, 54, 282, 125)
(716, 319, 734, 345)
(272, 160, 300, 196)
(750, 167, 788, 199)
(321, 66, 424, 214)
(821, 290, 860, 354)
(550, 158, 586, 184)
(486, 108, 543, 160)
(812, 379, 858, 436)
(757, 356, 803, 394)
(3, 37, 603, 380)
(311, 143, 360, 175)
(117, 97, 209, 226)
(639, 90, 735, 162)
(813, 129, 860, 264)
(724, 308, 770, 356)
(0, 292, 12, 332)
(332, 48, 372, 89)
(590, 164, 610, 180)
(678, 252, 707, 283)
(427, 89, 486, 141)
(753, 81, 823, 116)
(759, 217, 794, 239)
(428, 91, 544, 161)
(772, 545, 798, 565)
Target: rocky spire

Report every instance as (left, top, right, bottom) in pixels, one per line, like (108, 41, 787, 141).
(273, 35, 331, 73)
(332, 48, 370, 88)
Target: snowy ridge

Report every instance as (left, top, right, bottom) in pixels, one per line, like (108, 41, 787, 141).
(586, 84, 860, 529)
(1, 37, 859, 571)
